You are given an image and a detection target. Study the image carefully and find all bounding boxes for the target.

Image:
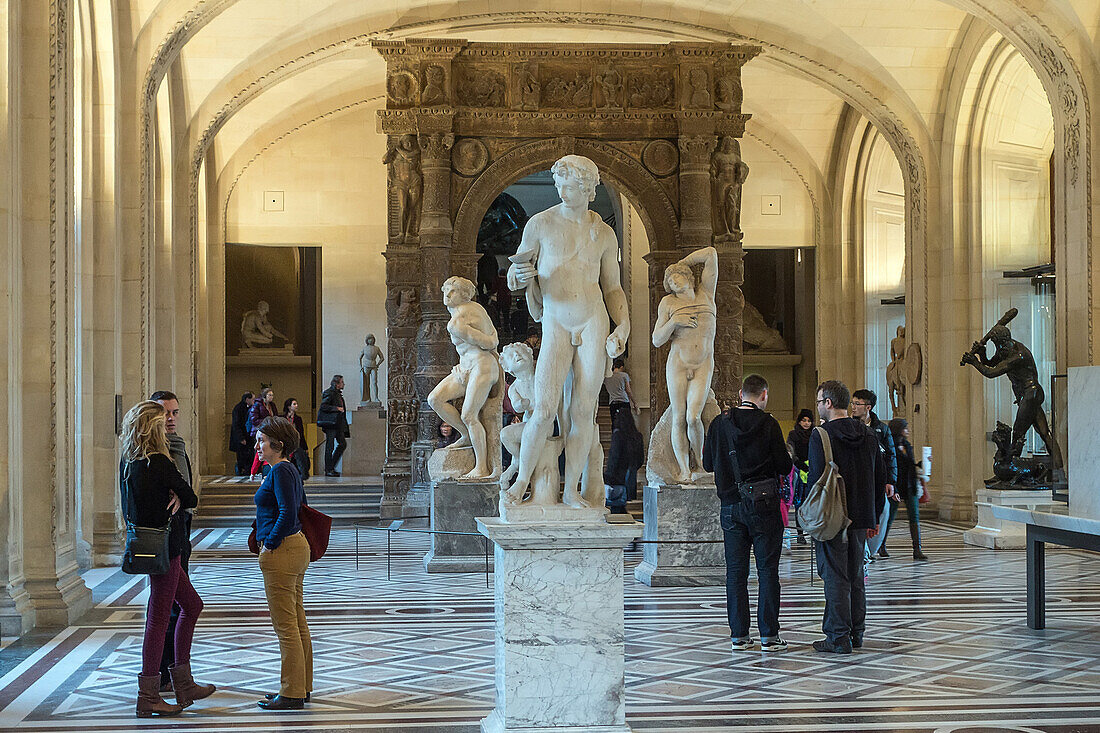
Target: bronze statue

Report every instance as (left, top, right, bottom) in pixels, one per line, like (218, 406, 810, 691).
(961, 308, 1063, 485)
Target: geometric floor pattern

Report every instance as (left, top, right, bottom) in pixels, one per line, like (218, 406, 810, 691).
(2, 519, 1099, 732)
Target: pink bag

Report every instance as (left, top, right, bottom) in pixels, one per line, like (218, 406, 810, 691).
(779, 468, 795, 526)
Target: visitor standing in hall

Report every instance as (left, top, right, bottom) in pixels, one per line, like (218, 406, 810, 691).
(317, 375, 349, 477)
(850, 389, 897, 559)
(119, 401, 215, 717)
(248, 387, 278, 478)
(786, 408, 814, 544)
(253, 416, 313, 710)
(150, 390, 199, 695)
(229, 391, 255, 475)
(283, 397, 311, 480)
(808, 380, 886, 653)
(889, 417, 929, 561)
(703, 374, 793, 652)
(603, 357, 638, 423)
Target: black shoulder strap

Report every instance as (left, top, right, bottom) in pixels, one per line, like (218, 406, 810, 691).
(726, 414, 744, 485)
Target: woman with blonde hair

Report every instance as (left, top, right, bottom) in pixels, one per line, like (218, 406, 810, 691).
(254, 415, 313, 710)
(119, 400, 214, 717)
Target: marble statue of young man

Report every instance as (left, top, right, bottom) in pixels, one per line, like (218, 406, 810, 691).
(504, 154, 630, 508)
(651, 247, 718, 482)
(427, 276, 500, 480)
(359, 334, 385, 404)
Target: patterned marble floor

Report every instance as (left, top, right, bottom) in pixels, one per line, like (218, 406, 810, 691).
(1, 520, 1099, 732)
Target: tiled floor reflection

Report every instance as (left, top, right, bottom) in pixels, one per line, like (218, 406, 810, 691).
(1, 520, 1099, 731)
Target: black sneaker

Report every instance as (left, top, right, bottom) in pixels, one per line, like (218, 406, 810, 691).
(730, 637, 755, 651)
(812, 638, 853, 654)
(760, 637, 788, 652)
(913, 550, 928, 561)
(851, 635, 863, 649)
(876, 547, 889, 559)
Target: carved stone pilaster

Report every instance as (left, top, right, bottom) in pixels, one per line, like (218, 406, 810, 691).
(381, 250, 420, 518)
(677, 134, 716, 249)
(712, 233, 745, 407)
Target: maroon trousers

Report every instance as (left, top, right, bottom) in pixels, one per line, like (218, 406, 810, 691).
(142, 555, 203, 676)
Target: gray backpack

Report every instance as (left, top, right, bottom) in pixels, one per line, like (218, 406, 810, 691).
(797, 427, 851, 541)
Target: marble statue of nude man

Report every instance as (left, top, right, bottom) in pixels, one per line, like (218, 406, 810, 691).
(241, 300, 288, 349)
(504, 154, 630, 508)
(427, 276, 500, 480)
(651, 247, 718, 482)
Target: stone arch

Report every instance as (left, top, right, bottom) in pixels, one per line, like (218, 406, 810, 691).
(452, 137, 679, 258)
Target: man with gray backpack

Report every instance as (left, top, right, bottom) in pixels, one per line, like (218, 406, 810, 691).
(803, 380, 886, 654)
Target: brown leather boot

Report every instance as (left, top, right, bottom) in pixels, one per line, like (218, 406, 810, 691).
(168, 662, 216, 708)
(137, 674, 183, 717)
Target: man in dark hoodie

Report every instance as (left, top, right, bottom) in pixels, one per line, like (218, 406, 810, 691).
(703, 374, 792, 652)
(808, 380, 886, 654)
(851, 389, 896, 559)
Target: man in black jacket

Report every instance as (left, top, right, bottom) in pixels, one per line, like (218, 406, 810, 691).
(319, 375, 350, 476)
(229, 391, 255, 475)
(808, 380, 886, 654)
(851, 389, 897, 559)
(702, 374, 793, 652)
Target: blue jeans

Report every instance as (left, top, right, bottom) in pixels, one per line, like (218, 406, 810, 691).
(815, 527, 868, 644)
(720, 501, 784, 639)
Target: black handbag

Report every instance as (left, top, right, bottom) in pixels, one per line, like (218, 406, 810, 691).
(122, 520, 171, 575)
(727, 412, 781, 510)
(119, 461, 171, 575)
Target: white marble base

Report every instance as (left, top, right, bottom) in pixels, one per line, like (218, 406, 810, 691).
(481, 709, 631, 733)
(964, 488, 1058, 549)
(477, 518, 642, 733)
(498, 501, 609, 524)
(634, 483, 724, 587)
(1068, 366, 1100, 521)
(424, 480, 498, 573)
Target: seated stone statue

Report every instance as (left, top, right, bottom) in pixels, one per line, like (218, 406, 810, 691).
(241, 300, 289, 349)
(427, 276, 501, 480)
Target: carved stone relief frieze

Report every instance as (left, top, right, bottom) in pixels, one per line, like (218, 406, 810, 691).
(386, 286, 419, 328)
(387, 69, 419, 108)
(642, 139, 679, 177)
(457, 67, 506, 108)
(541, 69, 593, 109)
(452, 137, 490, 177)
(685, 67, 713, 109)
(514, 61, 541, 111)
(628, 68, 674, 109)
(595, 64, 623, 110)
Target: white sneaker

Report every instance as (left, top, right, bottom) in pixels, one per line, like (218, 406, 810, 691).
(731, 637, 755, 651)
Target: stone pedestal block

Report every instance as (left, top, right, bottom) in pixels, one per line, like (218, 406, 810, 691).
(477, 518, 642, 733)
(1068, 366, 1100, 521)
(964, 488, 1057, 549)
(424, 480, 498, 572)
(339, 407, 387, 476)
(634, 483, 724, 586)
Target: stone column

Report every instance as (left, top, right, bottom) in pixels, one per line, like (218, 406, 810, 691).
(712, 233, 746, 404)
(676, 134, 715, 250)
(0, 0, 92, 635)
(407, 128, 456, 518)
(477, 518, 643, 733)
(381, 246, 420, 519)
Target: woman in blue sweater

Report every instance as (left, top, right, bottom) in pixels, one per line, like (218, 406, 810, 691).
(253, 416, 312, 710)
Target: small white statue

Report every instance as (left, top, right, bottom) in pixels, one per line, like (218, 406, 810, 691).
(504, 154, 630, 509)
(359, 334, 385, 404)
(427, 276, 500, 480)
(650, 247, 718, 483)
(241, 300, 289, 349)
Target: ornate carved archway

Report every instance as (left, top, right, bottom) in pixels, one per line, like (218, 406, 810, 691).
(375, 39, 759, 517)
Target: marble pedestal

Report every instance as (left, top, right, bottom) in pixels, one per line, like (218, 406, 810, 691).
(964, 488, 1058, 549)
(634, 483, 724, 586)
(424, 480, 498, 572)
(339, 407, 386, 476)
(477, 518, 643, 733)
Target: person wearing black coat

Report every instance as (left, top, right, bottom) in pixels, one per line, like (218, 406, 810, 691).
(807, 381, 886, 654)
(603, 409, 644, 513)
(229, 392, 255, 475)
(318, 375, 350, 476)
(702, 374, 793, 653)
(889, 418, 928, 561)
(119, 401, 215, 717)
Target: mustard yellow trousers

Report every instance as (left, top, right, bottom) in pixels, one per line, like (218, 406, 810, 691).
(259, 532, 312, 697)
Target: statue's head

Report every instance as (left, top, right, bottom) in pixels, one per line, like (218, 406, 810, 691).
(400, 133, 417, 150)
(257, 300, 270, 314)
(551, 155, 599, 207)
(441, 276, 476, 307)
(989, 324, 1012, 346)
(663, 262, 694, 294)
(501, 342, 535, 377)
(365, 334, 375, 345)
